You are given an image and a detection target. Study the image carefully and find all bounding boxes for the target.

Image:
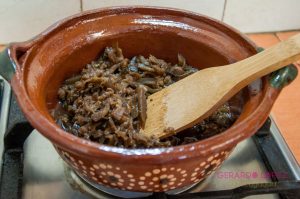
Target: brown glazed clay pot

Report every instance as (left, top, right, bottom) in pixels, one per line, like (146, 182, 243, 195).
(0, 7, 297, 192)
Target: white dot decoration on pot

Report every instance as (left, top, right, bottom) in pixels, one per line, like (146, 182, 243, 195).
(133, 167, 188, 192)
(185, 151, 230, 183)
(62, 152, 84, 171)
(89, 163, 135, 188)
(60, 150, 231, 192)
(59, 151, 136, 188)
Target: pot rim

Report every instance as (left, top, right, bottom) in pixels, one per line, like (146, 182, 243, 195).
(10, 6, 279, 161)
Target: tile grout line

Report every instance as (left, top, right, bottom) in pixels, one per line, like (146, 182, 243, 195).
(274, 33, 282, 41)
(80, 0, 83, 12)
(221, 0, 227, 21)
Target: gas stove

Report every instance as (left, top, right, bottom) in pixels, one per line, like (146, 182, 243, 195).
(0, 76, 300, 199)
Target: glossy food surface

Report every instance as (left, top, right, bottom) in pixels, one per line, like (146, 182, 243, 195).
(54, 45, 238, 148)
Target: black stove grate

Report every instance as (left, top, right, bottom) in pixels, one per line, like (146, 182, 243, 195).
(151, 181, 300, 199)
(0, 93, 300, 199)
(0, 93, 33, 199)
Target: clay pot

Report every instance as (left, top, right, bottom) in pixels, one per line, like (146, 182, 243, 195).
(0, 7, 297, 192)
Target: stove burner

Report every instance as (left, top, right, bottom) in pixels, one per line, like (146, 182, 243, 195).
(65, 164, 200, 198)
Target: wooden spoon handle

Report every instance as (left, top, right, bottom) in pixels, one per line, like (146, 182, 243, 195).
(228, 33, 300, 89)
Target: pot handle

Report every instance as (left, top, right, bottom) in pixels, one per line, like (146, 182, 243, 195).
(0, 43, 32, 82)
(257, 47, 298, 89)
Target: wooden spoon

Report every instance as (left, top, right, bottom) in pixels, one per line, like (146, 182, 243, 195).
(142, 33, 300, 139)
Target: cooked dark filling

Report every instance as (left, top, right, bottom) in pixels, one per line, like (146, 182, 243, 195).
(53, 45, 237, 148)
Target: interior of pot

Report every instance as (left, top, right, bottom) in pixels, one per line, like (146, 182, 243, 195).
(21, 7, 262, 142)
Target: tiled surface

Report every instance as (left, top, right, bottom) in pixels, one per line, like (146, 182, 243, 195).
(247, 34, 279, 48)
(1, 0, 300, 44)
(82, 0, 225, 20)
(276, 31, 300, 41)
(247, 31, 300, 164)
(224, 0, 300, 33)
(0, 0, 81, 43)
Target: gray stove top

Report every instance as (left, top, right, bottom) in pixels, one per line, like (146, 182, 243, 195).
(22, 129, 279, 199)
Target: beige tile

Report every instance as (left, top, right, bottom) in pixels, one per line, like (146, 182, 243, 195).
(82, 0, 225, 20)
(223, 0, 300, 33)
(276, 31, 300, 41)
(271, 65, 300, 164)
(247, 33, 280, 48)
(0, 45, 5, 52)
(0, 0, 81, 43)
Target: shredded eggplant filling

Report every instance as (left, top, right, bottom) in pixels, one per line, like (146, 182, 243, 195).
(54, 45, 237, 148)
